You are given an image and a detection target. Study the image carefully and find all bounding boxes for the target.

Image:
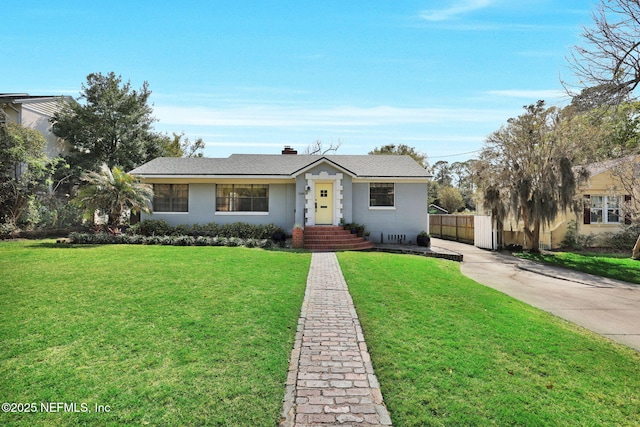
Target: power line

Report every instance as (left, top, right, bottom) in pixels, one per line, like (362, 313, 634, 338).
(428, 150, 481, 159)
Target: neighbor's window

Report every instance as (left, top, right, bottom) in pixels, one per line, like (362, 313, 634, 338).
(590, 195, 621, 224)
(216, 184, 269, 212)
(606, 196, 621, 223)
(369, 183, 394, 207)
(153, 184, 189, 212)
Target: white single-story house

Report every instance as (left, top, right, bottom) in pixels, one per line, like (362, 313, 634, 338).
(130, 149, 431, 244)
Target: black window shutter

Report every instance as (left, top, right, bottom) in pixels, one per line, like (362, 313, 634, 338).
(583, 195, 591, 225)
(624, 194, 632, 225)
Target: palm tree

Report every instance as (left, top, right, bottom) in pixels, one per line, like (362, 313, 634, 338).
(73, 164, 153, 228)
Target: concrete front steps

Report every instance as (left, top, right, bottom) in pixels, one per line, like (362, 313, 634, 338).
(303, 226, 375, 251)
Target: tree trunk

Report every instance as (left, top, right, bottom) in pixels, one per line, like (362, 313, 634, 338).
(519, 203, 542, 253)
(522, 208, 540, 253)
(633, 234, 640, 260)
(526, 220, 541, 254)
(495, 217, 504, 249)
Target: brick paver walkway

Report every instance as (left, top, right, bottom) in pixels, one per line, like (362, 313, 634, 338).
(281, 252, 392, 426)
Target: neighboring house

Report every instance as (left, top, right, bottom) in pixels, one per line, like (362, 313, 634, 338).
(503, 156, 639, 249)
(429, 204, 448, 214)
(129, 148, 431, 243)
(0, 93, 71, 159)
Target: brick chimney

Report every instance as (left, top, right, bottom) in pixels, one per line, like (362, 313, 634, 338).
(281, 146, 297, 155)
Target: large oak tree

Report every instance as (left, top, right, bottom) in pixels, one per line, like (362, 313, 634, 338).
(475, 101, 586, 252)
(52, 72, 166, 180)
(369, 144, 428, 167)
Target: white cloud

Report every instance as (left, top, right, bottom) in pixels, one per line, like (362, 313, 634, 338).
(203, 141, 298, 148)
(485, 89, 568, 100)
(420, 0, 493, 22)
(153, 104, 509, 128)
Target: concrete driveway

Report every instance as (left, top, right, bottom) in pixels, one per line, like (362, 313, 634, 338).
(431, 238, 640, 352)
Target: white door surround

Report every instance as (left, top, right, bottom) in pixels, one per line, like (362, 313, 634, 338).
(304, 171, 343, 226)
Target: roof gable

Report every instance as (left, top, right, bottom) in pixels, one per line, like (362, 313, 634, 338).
(290, 156, 358, 177)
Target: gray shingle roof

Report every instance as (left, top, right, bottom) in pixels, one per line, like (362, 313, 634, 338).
(130, 154, 431, 179)
(581, 155, 639, 177)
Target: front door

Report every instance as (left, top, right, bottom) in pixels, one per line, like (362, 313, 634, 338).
(315, 183, 333, 225)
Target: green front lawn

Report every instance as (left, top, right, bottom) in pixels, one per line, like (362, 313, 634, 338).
(4, 241, 640, 426)
(0, 241, 310, 426)
(338, 252, 640, 426)
(518, 251, 640, 284)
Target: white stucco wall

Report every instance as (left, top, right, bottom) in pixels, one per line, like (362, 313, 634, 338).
(142, 183, 296, 231)
(352, 182, 428, 244)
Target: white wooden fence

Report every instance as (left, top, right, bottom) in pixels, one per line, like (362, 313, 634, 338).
(473, 215, 496, 250)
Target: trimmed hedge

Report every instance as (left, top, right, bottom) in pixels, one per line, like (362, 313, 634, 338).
(68, 232, 277, 249)
(131, 220, 284, 239)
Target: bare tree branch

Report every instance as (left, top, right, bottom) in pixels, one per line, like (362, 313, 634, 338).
(568, 0, 640, 105)
(304, 139, 342, 155)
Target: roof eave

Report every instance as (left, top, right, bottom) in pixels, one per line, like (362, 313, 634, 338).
(133, 174, 294, 180)
(353, 176, 431, 182)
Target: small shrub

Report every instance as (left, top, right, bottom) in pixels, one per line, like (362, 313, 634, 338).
(127, 223, 140, 235)
(597, 224, 640, 249)
(95, 233, 116, 244)
(193, 236, 208, 246)
(0, 220, 18, 239)
(36, 196, 84, 229)
(200, 222, 220, 237)
(137, 219, 172, 236)
(219, 223, 248, 239)
(125, 234, 145, 244)
(218, 223, 235, 238)
(259, 239, 275, 249)
(189, 223, 207, 237)
(212, 237, 228, 246)
(226, 237, 242, 247)
(562, 220, 596, 249)
(173, 235, 195, 246)
(271, 230, 286, 244)
(259, 224, 283, 239)
(144, 235, 164, 245)
(68, 232, 90, 244)
(562, 220, 581, 249)
(171, 224, 193, 237)
(417, 230, 431, 247)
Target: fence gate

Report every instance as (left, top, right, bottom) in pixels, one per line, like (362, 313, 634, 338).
(474, 215, 496, 250)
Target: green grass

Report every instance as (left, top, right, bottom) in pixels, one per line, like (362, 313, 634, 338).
(518, 251, 640, 284)
(0, 240, 310, 426)
(338, 251, 640, 426)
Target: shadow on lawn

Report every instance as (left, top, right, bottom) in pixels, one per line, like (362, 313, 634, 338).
(526, 252, 640, 285)
(32, 241, 100, 250)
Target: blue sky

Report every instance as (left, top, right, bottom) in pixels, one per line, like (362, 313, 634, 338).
(3, 1, 598, 163)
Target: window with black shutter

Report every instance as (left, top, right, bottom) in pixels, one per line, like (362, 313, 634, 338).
(583, 195, 590, 225)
